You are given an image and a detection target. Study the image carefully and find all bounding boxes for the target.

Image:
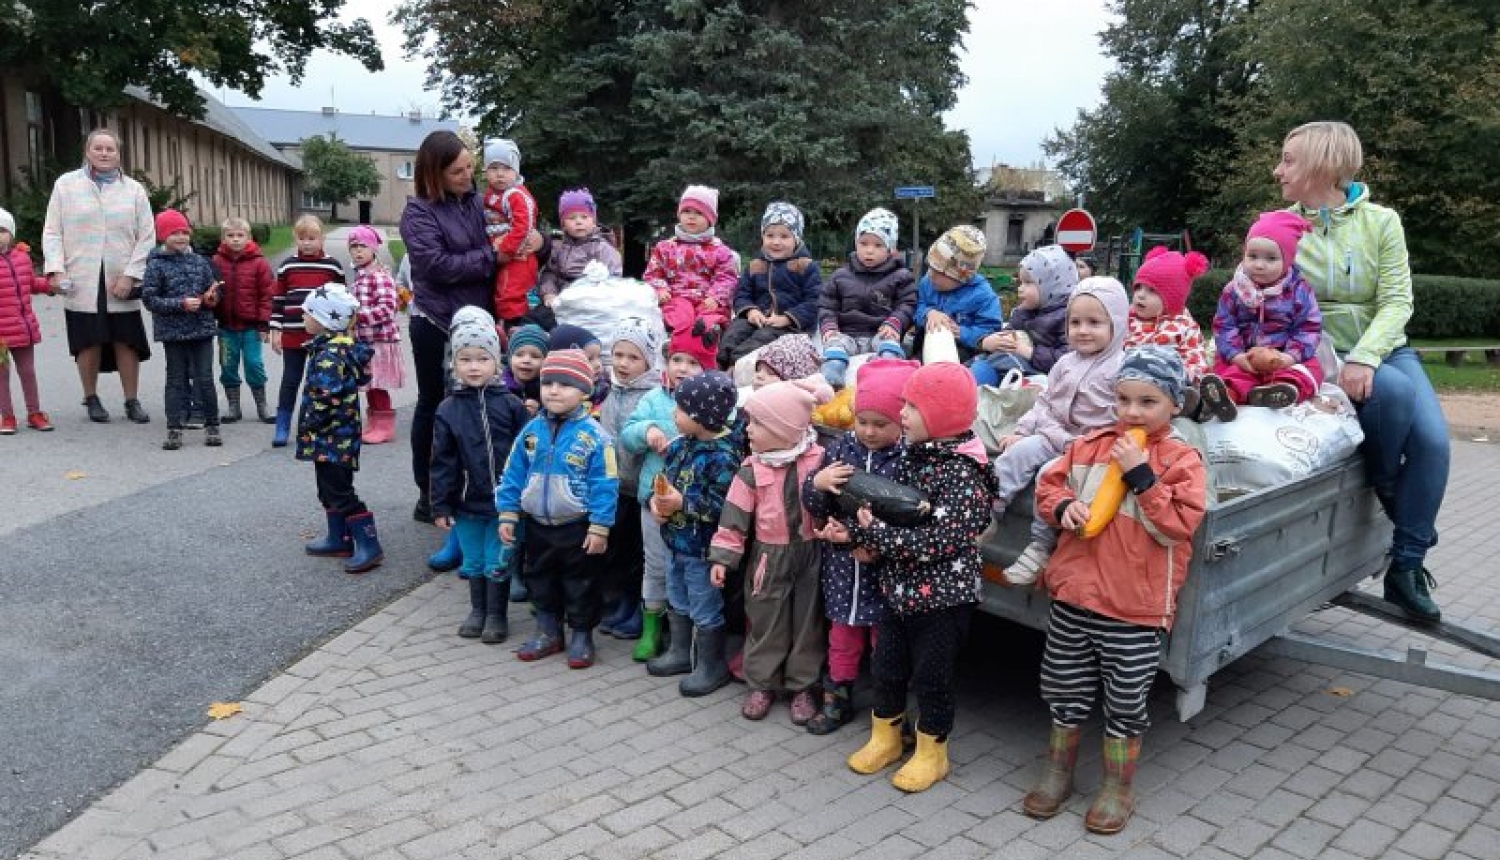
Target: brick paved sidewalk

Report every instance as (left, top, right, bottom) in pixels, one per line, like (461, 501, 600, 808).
(22, 442, 1500, 860)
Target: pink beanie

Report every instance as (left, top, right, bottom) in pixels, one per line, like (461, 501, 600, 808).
(346, 225, 382, 248)
(1132, 246, 1209, 317)
(902, 362, 977, 440)
(678, 185, 720, 226)
(854, 358, 920, 423)
(668, 325, 718, 371)
(1247, 210, 1312, 277)
(744, 376, 833, 450)
(154, 209, 190, 239)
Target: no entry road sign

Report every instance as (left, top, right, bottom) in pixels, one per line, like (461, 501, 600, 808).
(1056, 208, 1097, 253)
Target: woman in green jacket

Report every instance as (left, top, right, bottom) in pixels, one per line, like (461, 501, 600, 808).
(1274, 121, 1448, 623)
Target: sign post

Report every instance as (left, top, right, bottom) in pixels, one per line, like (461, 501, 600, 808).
(1055, 208, 1097, 254)
(894, 185, 936, 270)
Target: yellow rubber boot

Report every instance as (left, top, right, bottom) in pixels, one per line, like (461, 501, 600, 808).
(847, 712, 905, 775)
(891, 729, 950, 792)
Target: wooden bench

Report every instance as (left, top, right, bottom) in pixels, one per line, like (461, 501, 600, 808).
(1412, 345, 1500, 368)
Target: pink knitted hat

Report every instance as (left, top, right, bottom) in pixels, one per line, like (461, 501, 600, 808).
(1132, 246, 1209, 317)
(1246, 210, 1312, 277)
(854, 358, 920, 423)
(744, 376, 833, 450)
(559, 188, 596, 220)
(154, 209, 190, 239)
(678, 185, 720, 226)
(668, 325, 718, 371)
(902, 362, 977, 439)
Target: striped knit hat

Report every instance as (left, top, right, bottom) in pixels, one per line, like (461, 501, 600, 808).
(541, 349, 595, 394)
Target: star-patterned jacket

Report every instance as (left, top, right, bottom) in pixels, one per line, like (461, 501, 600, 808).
(850, 432, 998, 617)
(295, 332, 373, 468)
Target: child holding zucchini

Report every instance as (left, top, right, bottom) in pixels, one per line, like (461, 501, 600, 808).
(1023, 345, 1206, 835)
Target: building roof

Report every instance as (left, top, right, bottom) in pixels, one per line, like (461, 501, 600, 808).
(227, 107, 461, 152)
(123, 86, 297, 170)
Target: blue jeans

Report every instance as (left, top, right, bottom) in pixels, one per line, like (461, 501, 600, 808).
(1354, 347, 1449, 568)
(454, 512, 513, 581)
(969, 352, 1036, 387)
(218, 328, 267, 388)
(666, 552, 723, 629)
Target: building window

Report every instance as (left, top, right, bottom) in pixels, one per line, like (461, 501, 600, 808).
(395, 160, 414, 180)
(118, 117, 132, 172)
(301, 190, 331, 210)
(24, 92, 44, 178)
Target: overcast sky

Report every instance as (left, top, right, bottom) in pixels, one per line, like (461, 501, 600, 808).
(217, 0, 1116, 170)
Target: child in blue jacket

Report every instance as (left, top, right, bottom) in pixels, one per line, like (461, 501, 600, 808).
(719, 202, 823, 367)
(497, 349, 620, 669)
(913, 226, 1001, 363)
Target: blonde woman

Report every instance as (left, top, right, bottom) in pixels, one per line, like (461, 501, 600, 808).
(42, 129, 156, 423)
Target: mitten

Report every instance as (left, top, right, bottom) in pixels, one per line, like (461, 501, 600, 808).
(821, 345, 849, 388)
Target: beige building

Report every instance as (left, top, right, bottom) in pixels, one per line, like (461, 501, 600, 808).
(0, 82, 298, 227)
(975, 164, 1073, 266)
(230, 106, 461, 225)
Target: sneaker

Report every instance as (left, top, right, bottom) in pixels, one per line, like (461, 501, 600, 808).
(0, 416, 15, 435)
(26, 412, 54, 431)
(741, 690, 775, 721)
(1247, 382, 1298, 409)
(162, 429, 183, 451)
(125, 399, 151, 424)
(205, 426, 223, 447)
(1197, 374, 1237, 422)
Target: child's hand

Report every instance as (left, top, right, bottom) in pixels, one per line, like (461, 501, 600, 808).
(852, 547, 879, 564)
(270, 330, 283, 354)
(767, 313, 792, 329)
(981, 331, 1010, 353)
(1231, 352, 1254, 373)
(544, 295, 559, 309)
(182, 296, 202, 312)
(657, 289, 672, 305)
(746, 308, 767, 327)
(710, 564, 727, 588)
(855, 505, 876, 528)
(434, 516, 453, 530)
(499, 522, 516, 545)
(997, 434, 1022, 452)
(700, 296, 720, 312)
(1059, 500, 1092, 531)
(523, 399, 540, 415)
(582, 533, 607, 555)
(813, 462, 855, 493)
(1111, 434, 1147, 472)
(646, 426, 670, 454)
(259, 331, 269, 343)
(817, 519, 852, 544)
(876, 324, 900, 343)
(651, 486, 683, 518)
(924, 311, 955, 334)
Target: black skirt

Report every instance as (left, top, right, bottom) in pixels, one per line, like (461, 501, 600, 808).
(64, 268, 151, 373)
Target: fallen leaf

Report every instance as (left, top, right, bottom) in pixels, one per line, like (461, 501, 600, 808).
(1328, 687, 1353, 698)
(64, 470, 87, 480)
(206, 702, 243, 720)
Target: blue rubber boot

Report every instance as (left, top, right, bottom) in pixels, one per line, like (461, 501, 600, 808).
(427, 528, 462, 572)
(305, 509, 352, 557)
(609, 600, 643, 640)
(344, 512, 384, 573)
(271, 407, 292, 447)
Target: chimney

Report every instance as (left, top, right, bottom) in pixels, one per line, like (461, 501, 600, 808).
(321, 106, 336, 116)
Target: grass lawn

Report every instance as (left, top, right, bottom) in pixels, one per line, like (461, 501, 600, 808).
(260, 225, 294, 258)
(1419, 350, 1500, 391)
(387, 239, 405, 268)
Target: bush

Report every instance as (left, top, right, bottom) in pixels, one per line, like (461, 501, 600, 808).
(250, 223, 271, 244)
(1188, 269, 1500, 339)
(191, 226, 221, 256)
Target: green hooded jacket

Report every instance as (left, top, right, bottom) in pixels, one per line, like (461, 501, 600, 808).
(1289, 182, 1411, 368)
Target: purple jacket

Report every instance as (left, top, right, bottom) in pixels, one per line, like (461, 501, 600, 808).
(399, 191, 495, 329)
(1000, 299, 1071, 373)
(1212, 265, 1323, 364)
(537, 229, 623, 300)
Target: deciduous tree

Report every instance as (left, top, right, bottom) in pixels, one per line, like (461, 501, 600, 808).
(299, 135, 382, 223)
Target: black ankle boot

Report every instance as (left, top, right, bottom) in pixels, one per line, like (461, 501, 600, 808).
(481, 577, 510, 643)
(458, 577, 486, 638)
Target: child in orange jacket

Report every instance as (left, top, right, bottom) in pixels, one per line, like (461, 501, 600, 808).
(1023, 345, 1207, 835)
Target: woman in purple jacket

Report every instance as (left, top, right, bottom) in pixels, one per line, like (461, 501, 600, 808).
(400, 131, 497, 522)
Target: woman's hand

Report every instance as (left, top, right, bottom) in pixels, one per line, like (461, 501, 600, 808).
(108, 276, 136, 300)
(1340, 362, 1376, 403)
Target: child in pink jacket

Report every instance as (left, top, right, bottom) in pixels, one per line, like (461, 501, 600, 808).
(644, 185, 738, 351)
(0, 207, 54, 433)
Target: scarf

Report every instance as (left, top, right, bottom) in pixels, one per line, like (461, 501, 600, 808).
(1230, 264, 1288, 312)
(87, 166, 122, 186)
(674, 224, 716, 244)
(753, 426, 815, 468)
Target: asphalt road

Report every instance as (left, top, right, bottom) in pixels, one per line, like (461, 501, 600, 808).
(0, 273, 434, 859)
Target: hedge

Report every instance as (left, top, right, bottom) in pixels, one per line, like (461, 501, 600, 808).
(1187, 269, 1500, 340)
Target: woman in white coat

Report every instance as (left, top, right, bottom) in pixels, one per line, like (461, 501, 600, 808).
(42, 128, 156, 423)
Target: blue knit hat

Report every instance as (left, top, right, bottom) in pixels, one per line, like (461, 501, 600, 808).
(508, 324, 548, 358)
(674, 371, 737, 432)
(548, 323, 599, 353)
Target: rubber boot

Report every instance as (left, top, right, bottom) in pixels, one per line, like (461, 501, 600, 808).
(610, 600, 643, 640)
(271, 407, 292, 447)
(457, 577, 486, 638)
(566, 627, 597, 669)
(344, 512, 384, 573)
(305, 508, 353, 557)
(362, 409, 396, 444)
(647, 611, 692, 676)
(1085, 736, 1142, 834)
(251, 386, 275, 423)
(848, 712, 906, 775)
(481, 577, 510, 643)
(679, 625, 730, 697)
(427, 529, 462, 573)
(892, 728, 951, 793)
(632, 607, 666, 662)
(1383, 562, 1441, 623)
(805, 682, 855, 735)
(517, 612, 564, 661)
(222, 386, 243, 423)
(1022, 723, 1082, 819)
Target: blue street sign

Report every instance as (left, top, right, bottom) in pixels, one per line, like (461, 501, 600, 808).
(894, 185, 936, 199)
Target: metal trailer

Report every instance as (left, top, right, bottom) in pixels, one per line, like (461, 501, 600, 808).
(977, 454, 1500, 721)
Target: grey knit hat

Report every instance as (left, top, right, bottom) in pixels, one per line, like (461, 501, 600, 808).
(1118, 345, 1187, 407)
(450, 321, 503, 370)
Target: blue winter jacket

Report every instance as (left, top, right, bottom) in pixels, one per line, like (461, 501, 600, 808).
(430, 381, 531, 519)
(913, 273, 1002, 349)
(295, 333, 372, 468)
(733, 247, 823, 332)
(497, 405, 619, 534)
(802, 432, 903, 626)
(141, 247, 219, 342)
(621, 386, 680, 505)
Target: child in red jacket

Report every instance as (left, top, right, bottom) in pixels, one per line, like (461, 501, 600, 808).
(1024, 345, 1207, 835)
(211, 217, 275, 424)
(0, 206, 53, 433)
(481, 138, 538, 328)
